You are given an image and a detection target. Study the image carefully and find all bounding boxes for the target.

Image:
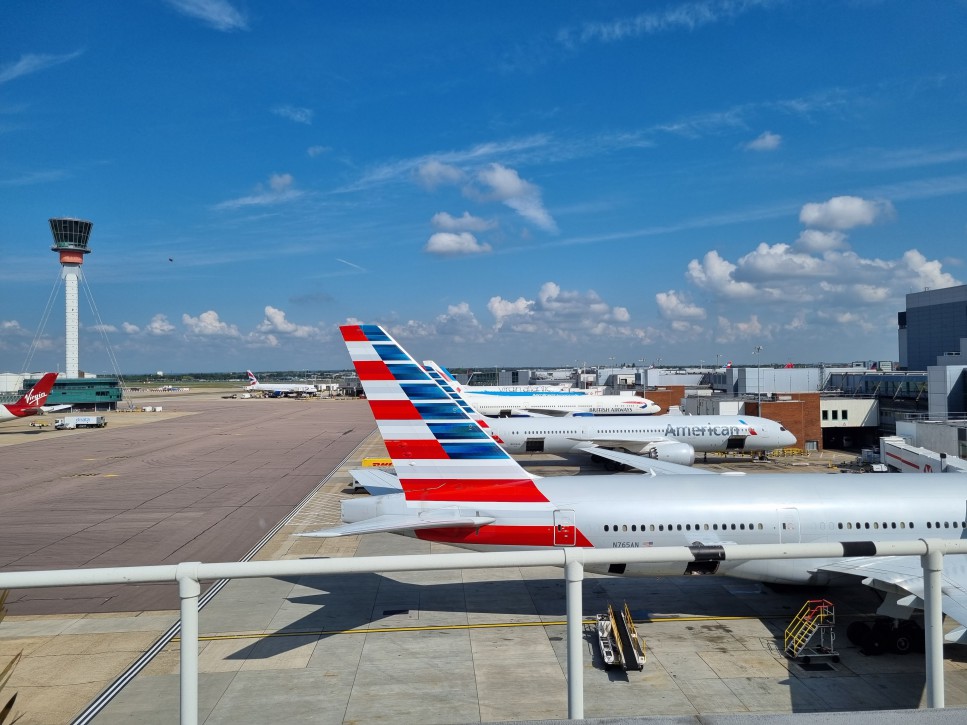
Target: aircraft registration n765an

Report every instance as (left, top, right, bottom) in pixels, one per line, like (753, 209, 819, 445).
(304, 324, 967, 652)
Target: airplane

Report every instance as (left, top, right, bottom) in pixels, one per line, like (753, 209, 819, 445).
(245, 370, 317, 397)
(304, 324, 967, 655)
(424, 363, 660, 417)
(422, 361, 795, 470)
(0, 373, 58, 424)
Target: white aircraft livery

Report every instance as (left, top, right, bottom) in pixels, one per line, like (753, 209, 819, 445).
(304, 324, 967, 654)
(424, 363, 660, 416)
(423, 360, 795, 469)
(245, 370, 317, 396)
(0, 373, 58, 423)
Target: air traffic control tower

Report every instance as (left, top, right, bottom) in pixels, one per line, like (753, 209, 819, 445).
(49, 217, 92, 378)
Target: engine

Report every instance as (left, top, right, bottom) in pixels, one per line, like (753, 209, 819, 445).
(645, 440, 696, 465)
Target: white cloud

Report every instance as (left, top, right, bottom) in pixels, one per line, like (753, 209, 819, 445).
(256, 306, 318, 338)
(686, 250, 758, 298)
(214, 173, 303, 210)
(795, 229, 847, 253)
(0, 51, 83, 85)
(146, 314, 175, 336)
(799, 195, 896, 230)
(656, 290, 706, 320)
(425, 232, 492, 256)
(417, 160, 465, 189)
(902, 249, 959, 291)
(307, 145, 330, 157)
(272, 105, 313, 124)
(165, 0, 248, 31)
(88, 324, 118, 333)
(745, 131, 781, 151)
(431, 211, 496, 232)
(122, 322, 140, 334)
(182, 310, 240, 337)
(488, 295, 534, 329)
(558, 0, 770, 46)
(474, 163, 557, 232)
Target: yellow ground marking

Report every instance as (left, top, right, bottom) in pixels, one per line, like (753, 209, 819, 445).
(174, 614, 779, 643)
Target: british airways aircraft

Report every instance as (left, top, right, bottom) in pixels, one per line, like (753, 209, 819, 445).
(425, 363, 660, 416)
(0, 373, 58, 423)
(245, 370, 317, 397)
(304, 325, 967, 655)
(423, 360, 795, 469)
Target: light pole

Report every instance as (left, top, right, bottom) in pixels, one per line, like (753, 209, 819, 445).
(752, 345, 763, 405)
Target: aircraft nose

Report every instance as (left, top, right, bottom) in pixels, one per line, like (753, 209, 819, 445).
(780, 429, 797, 447)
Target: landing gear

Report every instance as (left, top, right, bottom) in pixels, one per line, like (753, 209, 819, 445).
(847, 618, 924, 655)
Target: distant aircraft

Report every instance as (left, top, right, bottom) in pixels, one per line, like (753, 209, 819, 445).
(305, 324, 967, 654)
(423, 361, 795, 470)
(423, 362, 660, 417)
(0, 373, 58, 423)
(245, 370, 317, 397)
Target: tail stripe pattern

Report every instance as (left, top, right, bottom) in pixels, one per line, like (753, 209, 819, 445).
(342, 325, 547, 503)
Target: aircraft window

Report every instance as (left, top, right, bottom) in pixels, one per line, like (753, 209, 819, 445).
(659, 525, 664, 532)
(749, 523, 754, 530)
(936, 522, 941, 528)
(838, 523, 844, 529)
(856, 522, 861, 529)
(740, 524, 746, 530)
(846, 523, 852, 529)
(927, 522, 932, 529)
(864, 523, 870, 529)
(891, 523, 896, 529)
(900, 522, 906, 529)
(945, 522, 950, 529)
(873, 522, 879, 529)
(604, 525, 610, 532)
(622, 525, 628, 532)
(758, 523, 763, 530)
(882, 522, 887, 529)
(704, 524, 709, 531)
(713, 524, 718, 530)
(631, 525, 637, 532)
(686, 525, 691, 531)
(781, 523, 786, 530)
(730, 524, 736, 531)
(676, 524, 682, 531)
(649, 525, 655, 532)
(910, 523, 915, 529)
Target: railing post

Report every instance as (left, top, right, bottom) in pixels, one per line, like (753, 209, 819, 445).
(563, 549, 585, 720)
(921, 542, 944, 708)
(177, 563, 202, 725)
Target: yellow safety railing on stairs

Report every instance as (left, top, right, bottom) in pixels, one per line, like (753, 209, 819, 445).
(784, 599, 834, 657)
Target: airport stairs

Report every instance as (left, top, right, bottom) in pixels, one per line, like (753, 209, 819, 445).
(784, 599, 837, 662)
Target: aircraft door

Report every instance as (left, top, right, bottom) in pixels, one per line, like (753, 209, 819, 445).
(726, 436, 746, 450)
(777, 508, 800, 543)
(525, 438, 545, 453)
(554, 509, 576, 546)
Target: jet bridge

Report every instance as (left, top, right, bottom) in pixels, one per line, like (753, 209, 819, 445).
(880, 436, 967, 474)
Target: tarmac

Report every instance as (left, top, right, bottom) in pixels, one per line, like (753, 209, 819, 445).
(2, 390, 967, 723)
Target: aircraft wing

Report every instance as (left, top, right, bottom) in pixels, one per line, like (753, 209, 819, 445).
(349, 468, 402, 496)
(519, 408, 570, 417)
(298, 513, 496, 538)
(817, 555, 967, 643)
(575, 445, 717, 475)
(41, 405, 72, 413)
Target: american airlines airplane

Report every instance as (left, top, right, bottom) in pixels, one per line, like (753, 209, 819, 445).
(245, 370, 317, 397)
(305, 325, 967, 655)
(424, 360, 795, 469)
(424, 363, 660, 416)
(0, 373, 58, 423)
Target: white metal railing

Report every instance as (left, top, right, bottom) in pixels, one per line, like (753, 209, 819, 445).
(3, 538, 967, 723)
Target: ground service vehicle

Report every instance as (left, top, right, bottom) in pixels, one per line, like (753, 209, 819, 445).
(54, 416, 107, 430)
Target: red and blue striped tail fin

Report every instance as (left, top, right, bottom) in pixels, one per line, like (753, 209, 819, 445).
(340, 325, 544, 503)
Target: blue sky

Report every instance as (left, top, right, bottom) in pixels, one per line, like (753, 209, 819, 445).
(2, 0, 966, 374)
